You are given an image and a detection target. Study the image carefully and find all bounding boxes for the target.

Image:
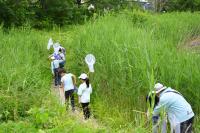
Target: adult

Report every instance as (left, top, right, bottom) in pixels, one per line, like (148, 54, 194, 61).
(153, 83, 194, 133)
(50, 56, 62, 86)
(78, 73, 92, 119)
(60, 69, 76, 111)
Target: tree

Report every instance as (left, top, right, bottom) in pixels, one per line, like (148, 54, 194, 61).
(165, 0, 200, 11)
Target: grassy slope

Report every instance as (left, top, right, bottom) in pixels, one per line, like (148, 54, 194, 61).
(0, 28, 106, 132)
(0, 11, 200, 132)
(0, 28, 51, 120)
(69, 11, 200, 131)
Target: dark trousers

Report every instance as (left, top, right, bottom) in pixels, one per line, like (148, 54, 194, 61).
(81, 103, 90, 119)
(59, 61, 65, 68)
(54, 68, 61, 86)
(180, 117, 194, 133)
(65, 90, 75, 111)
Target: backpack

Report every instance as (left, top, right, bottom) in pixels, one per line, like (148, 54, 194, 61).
(164, 90, 183, 97)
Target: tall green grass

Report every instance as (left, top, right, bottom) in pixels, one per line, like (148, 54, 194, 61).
(0, 27, 106, 132)
(69, 11, 200, 131)
(0, 26, 77, 121)
(1, 11, 200, 132)
(0, 27, 52, 121)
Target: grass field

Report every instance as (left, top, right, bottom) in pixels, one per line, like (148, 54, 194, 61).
(69, 11, 200, 131)
(0, 11, 200, 132)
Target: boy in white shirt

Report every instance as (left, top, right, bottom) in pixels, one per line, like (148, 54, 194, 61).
(60, 69, 76, 111)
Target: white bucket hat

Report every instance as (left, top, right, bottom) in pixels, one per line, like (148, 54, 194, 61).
(79, 73, 88, 80)
(154, 83, 167, 93)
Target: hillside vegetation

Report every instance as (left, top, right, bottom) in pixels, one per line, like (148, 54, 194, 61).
(0, 11, 200, 132)
(70, 11, 200, 131)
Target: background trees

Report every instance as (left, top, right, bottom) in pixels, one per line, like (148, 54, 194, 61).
(165, 0, 200, 11)
(0, 0, 199, 28)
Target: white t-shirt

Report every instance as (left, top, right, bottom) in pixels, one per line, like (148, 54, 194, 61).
(78, 83, 92, 103)
(61, 73, 74, 91)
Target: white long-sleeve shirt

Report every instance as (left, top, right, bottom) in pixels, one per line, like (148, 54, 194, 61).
(153, 88, 194, 125)
(78, 83, 92, 103)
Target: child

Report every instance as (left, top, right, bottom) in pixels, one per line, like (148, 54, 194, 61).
(50, 56, 62, 86)
(78, 73, 92, 119)
(58, 48, 66, 68)
(60, 69, 76, 111)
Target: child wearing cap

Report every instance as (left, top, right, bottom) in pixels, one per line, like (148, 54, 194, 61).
(78, 73, 92, 119)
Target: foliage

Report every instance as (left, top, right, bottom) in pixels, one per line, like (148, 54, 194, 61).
(0, 0, 200, 28)
(0, 0, 91, 28)
(0, 25, 107, 132)
(165, 0, 200, 11)
(69, 11, 200, 130)
(0, 28, 51, 121)
(0, 0, 30, 27)
(0, 0, 133, 29)
(1, 10, 200, 132)
(0, 93, 106, 132)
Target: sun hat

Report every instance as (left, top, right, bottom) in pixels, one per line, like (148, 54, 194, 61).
(154, 83, 167, 94)
(79, 73, 88, 80)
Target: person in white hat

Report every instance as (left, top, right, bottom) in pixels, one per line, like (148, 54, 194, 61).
(78, 73, 92, 119)
(153, 83, 194, 133)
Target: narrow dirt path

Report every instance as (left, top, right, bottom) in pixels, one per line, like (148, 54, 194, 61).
(50, 80, 101, 129)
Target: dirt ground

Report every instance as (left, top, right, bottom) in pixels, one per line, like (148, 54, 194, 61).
(180, 36, 200, 53)
(188, 37, 200, 47)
